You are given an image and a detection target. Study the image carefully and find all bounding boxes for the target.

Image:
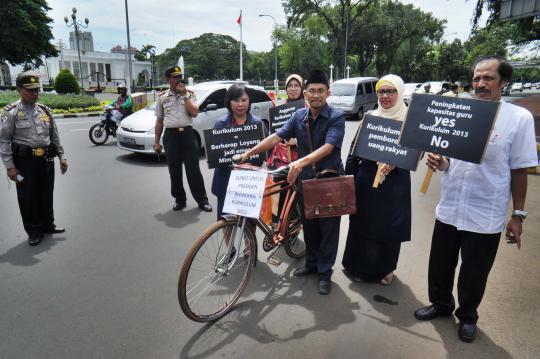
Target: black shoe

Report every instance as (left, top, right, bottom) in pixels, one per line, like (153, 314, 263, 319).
(28, 235, 42, 246)
(458, 323, 477, 343)
(173, 201, 186, 211)
(318, 280, 331, 295)
(198, 202, 213, 212)
(44, 226, 65, 234)
(414, 305, 453, 321)
(293, 266, 317, 276)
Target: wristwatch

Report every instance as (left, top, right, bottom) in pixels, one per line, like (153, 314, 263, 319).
(512, 210, 527, 222)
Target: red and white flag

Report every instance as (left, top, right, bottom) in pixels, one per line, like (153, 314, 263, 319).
(236, 11, 242, 25)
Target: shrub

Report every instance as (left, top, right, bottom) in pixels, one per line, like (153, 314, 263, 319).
(55, 69, 80, 94)
(0, 91, 99, 110)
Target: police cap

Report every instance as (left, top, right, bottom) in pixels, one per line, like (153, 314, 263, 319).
(16, 71, 41, 89)
(164, 66, 185, 82)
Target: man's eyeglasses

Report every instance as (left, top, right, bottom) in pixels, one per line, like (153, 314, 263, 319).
(376, 89, 398, 96)
(306, 88, 327, 96)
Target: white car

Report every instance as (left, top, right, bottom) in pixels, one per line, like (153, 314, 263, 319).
(403, 83, 421, 105)
(523, 82, 532, 90)
(511, 83, 523, 92)
(116, 82, 274, 154)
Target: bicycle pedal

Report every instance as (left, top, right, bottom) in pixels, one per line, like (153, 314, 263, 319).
(267, 256, 282, 266)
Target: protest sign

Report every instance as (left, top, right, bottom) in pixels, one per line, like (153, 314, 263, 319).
(399, 94, 500, 192)
(223, 169, 267, 218)
(399, 94, 500, 163)
(204, 123, 265, 169)
(269, 99, 305, 133)
(352, 114, 422, 172)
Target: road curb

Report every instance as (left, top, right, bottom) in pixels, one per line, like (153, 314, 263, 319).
(52, 112, 101, 119)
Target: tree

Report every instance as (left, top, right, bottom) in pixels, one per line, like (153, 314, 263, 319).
(283, 0, 374, 79)
(471, 0, 540, 42)
(54, 69, 80, 94)
(0, 0, 58, 67)
(156, 33, 247, 81)
(134, 44, 156, 61)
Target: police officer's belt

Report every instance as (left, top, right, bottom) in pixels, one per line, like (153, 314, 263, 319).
(165, 126, 192, 132)
(11, 143, 58, 159)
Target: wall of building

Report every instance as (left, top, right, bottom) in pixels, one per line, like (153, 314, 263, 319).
(8, 49, 152, 91)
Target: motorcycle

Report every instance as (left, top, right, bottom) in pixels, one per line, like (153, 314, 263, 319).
(89, 105, 118, 145)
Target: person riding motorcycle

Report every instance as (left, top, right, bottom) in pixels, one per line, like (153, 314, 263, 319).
(108, 84, 133, 125)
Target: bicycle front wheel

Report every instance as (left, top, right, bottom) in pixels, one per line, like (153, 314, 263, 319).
(283, 198, 306, 259)
(178, 219, 256, 322)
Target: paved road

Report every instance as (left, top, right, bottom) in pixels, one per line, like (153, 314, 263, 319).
(1, 116, 539, 359)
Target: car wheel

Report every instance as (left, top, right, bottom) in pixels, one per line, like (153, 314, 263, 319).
(356, 107, 364, 121)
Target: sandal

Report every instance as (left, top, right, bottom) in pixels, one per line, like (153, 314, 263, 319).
(380, 272, 394, 286)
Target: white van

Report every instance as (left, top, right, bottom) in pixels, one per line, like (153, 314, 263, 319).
(327, 77, 379, 120)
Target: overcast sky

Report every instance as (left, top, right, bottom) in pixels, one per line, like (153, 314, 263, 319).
(47, 0, 485, 54)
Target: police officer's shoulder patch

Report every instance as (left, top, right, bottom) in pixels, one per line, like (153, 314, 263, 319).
(1, 115, 8, 124)
(3, 103, 16, 112)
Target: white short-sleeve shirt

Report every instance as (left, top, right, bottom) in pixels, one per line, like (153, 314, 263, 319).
(436, 101, 538, 234)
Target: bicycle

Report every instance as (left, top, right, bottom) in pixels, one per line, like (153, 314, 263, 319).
(178, 161, 306, 322)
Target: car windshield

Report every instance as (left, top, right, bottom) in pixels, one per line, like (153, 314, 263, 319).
(145, 89, 209, 110)
(404, 84, 419, 94)
(330, 84, 356, 96)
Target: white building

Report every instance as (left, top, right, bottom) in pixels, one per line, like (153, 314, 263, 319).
(7, 43, 152, 90)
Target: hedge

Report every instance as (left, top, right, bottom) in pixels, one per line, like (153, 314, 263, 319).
(0, 91, 100, 110)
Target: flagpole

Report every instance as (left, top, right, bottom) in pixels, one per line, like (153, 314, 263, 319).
(239, 10, 243, 81)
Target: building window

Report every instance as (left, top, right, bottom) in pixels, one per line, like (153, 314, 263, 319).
(73, 62, 80, 79)
(98, 63, 105, 81)
(81, 62, 89, 79)
(105, 64, 111, 82)
(90, 63, 97, 81)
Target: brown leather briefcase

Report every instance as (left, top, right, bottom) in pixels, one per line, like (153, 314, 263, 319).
(302, 174, 356, 219)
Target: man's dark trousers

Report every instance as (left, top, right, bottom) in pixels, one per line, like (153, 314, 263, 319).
(428, 220, 501, 324)
(163, 127, 208, 205)
(14, 156, 55, 237)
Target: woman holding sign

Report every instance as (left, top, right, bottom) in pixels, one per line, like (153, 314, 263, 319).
(342, 74, 411, 286)
(211, 84, 267, 219)
(267, 74, 305, 225)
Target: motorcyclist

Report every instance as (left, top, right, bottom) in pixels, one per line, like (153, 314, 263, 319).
(108, 84, 133, 125)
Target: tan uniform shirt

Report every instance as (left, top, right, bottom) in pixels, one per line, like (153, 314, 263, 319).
(154, 89, 195, 128)
(0, 100, 66, 169)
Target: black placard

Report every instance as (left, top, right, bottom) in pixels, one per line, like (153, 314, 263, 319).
(399, 94, 500, 164)
(352, 114, 422, 171)
(269, 99, 305, 133)
(204, 123, 266, 169)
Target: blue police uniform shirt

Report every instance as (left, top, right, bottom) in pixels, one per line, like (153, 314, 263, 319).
(276, 103, 345, 181)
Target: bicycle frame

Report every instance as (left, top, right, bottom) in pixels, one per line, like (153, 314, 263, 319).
(221, 166, 299, 267)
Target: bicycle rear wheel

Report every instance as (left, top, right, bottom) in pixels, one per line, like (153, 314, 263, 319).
(178, 219, 256, 322)
(283, 198, 306, 259)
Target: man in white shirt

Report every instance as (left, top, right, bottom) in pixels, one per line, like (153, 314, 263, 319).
(414, 56, 538, 343)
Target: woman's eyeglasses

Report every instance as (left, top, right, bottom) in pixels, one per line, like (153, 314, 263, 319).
(376, 89, 398, 96)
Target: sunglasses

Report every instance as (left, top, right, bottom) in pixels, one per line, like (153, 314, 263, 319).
(376, 89, 398, 96)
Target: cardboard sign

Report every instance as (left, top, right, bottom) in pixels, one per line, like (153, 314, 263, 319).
(352, 114, 422, 171)
(223, 169, 267, 218)
(204, 123, 265, 169)
(399, 94, 500, 163)
(269, 99, 305, 133)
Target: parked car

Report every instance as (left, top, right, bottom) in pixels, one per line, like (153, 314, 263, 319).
(327, 77, 379, 120)
(511, 82, 524, 92)
(403, 83, 422, 105)
(116, 82, 274, 154)
(524, 82, 532, 90)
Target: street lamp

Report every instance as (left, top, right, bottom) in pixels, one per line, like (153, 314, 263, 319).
(64, 7, 89, 89)
(258, 14, 278, 96)
(329, 64, 334, 84)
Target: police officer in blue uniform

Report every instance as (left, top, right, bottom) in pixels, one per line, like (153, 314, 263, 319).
(0, 71, 68, 246)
